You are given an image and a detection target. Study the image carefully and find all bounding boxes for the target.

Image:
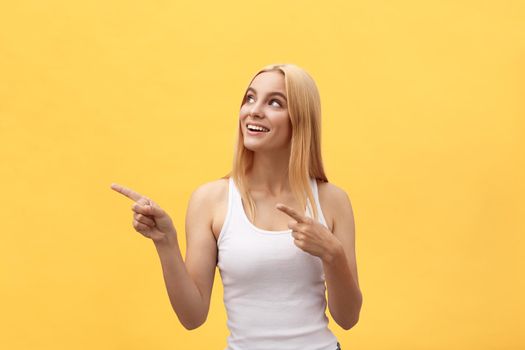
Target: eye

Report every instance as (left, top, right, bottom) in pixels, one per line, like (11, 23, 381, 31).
(245, 94, 283, 108)
(270, 99, 282, 108)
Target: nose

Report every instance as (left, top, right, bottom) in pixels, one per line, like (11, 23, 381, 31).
(248, 100, 264, 118)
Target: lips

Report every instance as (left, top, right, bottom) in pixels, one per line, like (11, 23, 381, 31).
(245, 125, 270, 137)
(246, 122, 270, 131)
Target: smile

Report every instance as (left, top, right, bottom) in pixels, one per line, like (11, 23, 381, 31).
(246, 124, 270, 136)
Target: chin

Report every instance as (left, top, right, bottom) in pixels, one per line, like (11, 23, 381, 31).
(243, 140, 267, 152)
(243, 143, 261, 152)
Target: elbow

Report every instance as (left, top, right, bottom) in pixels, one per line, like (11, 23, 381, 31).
(340, 295, 362, 330)
(172, 299, 209, 330)
(183, 322, 202, 331)
(340, 314, 359, 330)
(182, 316, 206, 331)
(179, 312, 208, 331)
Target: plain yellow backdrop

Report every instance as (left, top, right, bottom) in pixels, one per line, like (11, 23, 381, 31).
(1, 0, 524, 349)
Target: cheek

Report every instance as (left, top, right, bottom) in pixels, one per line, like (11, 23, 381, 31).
(281, 118, 293, 138)
(275, 115, 291, 130)
(239, 106, 250, 119)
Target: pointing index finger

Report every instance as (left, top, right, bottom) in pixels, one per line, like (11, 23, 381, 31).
(110, 183, 143, 202)
(275, 203, 306, 223)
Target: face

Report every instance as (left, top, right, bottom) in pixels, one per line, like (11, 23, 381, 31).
(239, 71, 292, 152)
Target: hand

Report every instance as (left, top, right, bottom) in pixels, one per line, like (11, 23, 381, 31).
(110, 183, 177, 245)
(276, 203, 341, 262)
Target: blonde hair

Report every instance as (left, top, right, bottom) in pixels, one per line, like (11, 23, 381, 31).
(222, 63, 328, 223)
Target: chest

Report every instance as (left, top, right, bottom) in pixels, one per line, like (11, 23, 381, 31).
(211, 184, 334, 240)
(217, 227, 325, 293)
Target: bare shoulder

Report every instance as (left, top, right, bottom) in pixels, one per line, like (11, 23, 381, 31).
(316, 180, 354, 231)
(191, 178, 229, 199)
(317, 181, 352, 203)
(189, 178, 229, 217)
(189, 178, 229, 240)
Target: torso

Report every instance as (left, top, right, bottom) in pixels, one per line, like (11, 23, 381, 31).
(209, 178, 335, 242)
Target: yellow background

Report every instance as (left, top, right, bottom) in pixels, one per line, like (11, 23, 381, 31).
(1, 0, 524, 349)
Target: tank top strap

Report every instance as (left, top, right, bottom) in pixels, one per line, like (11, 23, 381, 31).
(228, 176, 244, 212)
(309, 177, 329, 228)
(216, 177, 235, 248)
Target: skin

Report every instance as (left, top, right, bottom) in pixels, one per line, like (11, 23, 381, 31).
(240, 70, 293, 195)
(109, 70, 362, 331)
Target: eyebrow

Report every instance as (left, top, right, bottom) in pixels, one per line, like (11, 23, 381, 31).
(246, 87, 287, 101)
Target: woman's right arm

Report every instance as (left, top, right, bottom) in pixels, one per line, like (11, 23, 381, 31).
(153, 183, 218, 330)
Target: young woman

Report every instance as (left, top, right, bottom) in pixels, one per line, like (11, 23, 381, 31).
(110, 63, 362, 350)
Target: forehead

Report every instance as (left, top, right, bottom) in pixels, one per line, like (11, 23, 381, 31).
(249, 71, 286, 93)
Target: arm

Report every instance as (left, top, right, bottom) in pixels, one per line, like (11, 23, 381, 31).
(322, 186, 362, 330)
(154, 183, 218, 330)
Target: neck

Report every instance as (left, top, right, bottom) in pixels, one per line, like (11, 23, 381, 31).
(247, 147, 291, 197)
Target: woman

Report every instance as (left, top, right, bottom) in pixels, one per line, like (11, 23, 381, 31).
(110, 63, 362, 350)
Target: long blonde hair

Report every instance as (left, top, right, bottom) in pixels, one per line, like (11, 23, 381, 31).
(222, 63, 328, 223)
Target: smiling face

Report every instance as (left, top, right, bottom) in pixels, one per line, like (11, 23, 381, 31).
(239, 70, 292, 153)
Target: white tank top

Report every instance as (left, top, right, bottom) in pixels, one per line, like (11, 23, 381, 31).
(217, 177, 339, 350)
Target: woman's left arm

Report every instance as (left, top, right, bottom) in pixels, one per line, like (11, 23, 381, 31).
(275, 188, 363, 330)
(322, 186, 362, 330)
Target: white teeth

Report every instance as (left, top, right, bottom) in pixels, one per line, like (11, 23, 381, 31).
(247, 124, 269, 132)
